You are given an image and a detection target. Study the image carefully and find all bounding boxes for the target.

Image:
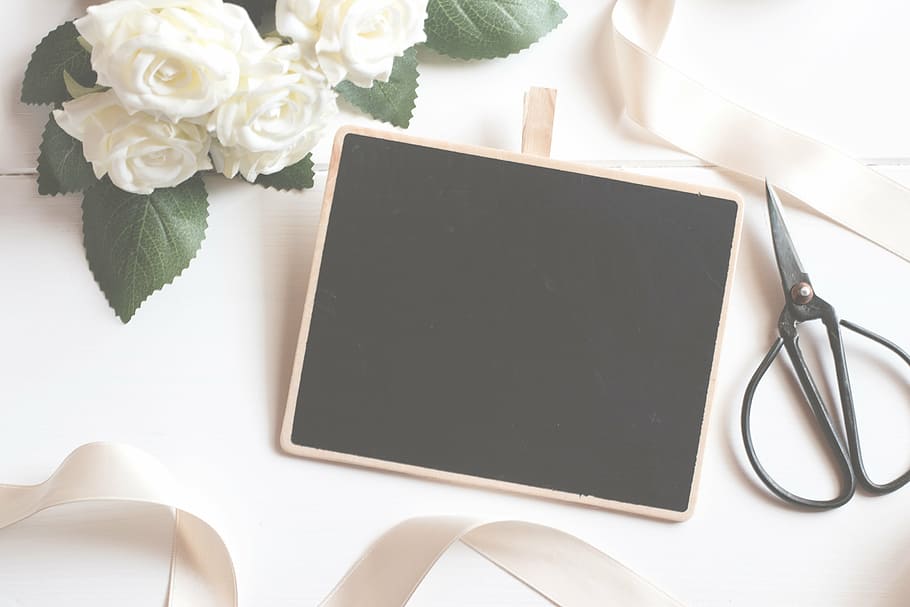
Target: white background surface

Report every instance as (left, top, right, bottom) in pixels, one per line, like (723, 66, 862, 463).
(2, 1, 910, 605)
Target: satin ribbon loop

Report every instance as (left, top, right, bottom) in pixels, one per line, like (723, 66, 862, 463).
(0, 442, 238, 607)
(1, 445, 684, 606)
(320, 517, 684, 607)
(612, 0, 910, 263)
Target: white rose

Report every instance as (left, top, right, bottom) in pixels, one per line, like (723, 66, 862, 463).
(53, 90, 212, 195)
(210, 143, 316, 182)
(75, 0, 267, 121)
(275, 0, 320, 64)
(277, 0, 429, 87)
(209, 41, 337, 182)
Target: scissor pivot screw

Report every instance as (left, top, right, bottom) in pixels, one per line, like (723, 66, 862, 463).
(790, 282, 814, 305)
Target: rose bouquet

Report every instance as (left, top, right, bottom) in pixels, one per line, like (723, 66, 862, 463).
(22, 0, 566, 322)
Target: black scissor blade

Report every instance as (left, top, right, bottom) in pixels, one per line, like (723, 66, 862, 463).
(766, 182, 809, 294)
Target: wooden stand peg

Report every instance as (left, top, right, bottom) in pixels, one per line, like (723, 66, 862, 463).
(521, 87, 557, 158)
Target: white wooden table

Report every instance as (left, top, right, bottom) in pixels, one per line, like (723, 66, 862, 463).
(3, 1, 910, 605)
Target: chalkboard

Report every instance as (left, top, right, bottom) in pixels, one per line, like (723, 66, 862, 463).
(282, 128, 742, 520)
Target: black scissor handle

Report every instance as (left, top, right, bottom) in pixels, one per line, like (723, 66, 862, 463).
(836, 319, 910, 495)
(742, 336, 856, 509)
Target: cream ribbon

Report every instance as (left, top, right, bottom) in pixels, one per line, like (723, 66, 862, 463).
(0, 443, 683, 606)
(0, 442, 237, 607)
(320, 517, 684, 607)
(611, 0, 910, 262)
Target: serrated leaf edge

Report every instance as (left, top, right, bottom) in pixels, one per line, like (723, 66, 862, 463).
(36, 114, 95, 196)
(21, 21, 86, 106)
(249, 154, 316, 192)
(81, 180, 210, 323)
(388, 63, 421, 128)
(336, 50, 421, 128)
(423, 3, 568, 61)
(251, 179, 315, 193)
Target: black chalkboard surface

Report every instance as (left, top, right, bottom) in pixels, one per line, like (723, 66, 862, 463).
(282, 128, 742, 520)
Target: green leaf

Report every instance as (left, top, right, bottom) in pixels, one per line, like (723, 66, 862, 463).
(233, 0, 276, 26)
(63, 70, 106, 99)
(22, 21, 97, 106)
(424, 0, 567, 60)
(253, 154, 315, 191)
(82, 176, 209, 322)
(37, 114, 97, 196)
(335, 47, 419, 128)
(76, 36, 93, 54)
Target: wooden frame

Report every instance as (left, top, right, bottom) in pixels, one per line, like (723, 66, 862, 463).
(280, 125, 744, 522)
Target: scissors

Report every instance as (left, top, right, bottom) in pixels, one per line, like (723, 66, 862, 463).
(741, 182, 910, 509)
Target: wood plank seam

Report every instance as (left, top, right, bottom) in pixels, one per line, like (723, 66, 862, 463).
(2, 160, 908, 178)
